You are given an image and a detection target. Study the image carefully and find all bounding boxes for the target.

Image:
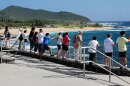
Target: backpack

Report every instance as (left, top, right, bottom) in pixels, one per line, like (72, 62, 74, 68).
(7, 32, 10, 38)
(19, 34, 23, 40)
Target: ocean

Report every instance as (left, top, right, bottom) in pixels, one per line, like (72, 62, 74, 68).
(6, 21, 130, 68)
(48, 21, 130, 67)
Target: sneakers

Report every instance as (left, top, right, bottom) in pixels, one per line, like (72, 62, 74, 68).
(50, 54, 54, 56)
(120, 65, 127, 69)
(125, 65, 127, 68)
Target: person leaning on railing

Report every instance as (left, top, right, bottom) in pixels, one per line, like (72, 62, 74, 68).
(22, 30, 28, 51)
(104, 34, 114, 67)
(29, 27, 35, 53)
(62, 32, 71, 60)
(88, 36, 99, 66)
(38, 29, 44, 54)
(17, 28, 23, 50)
(3, 26, 11, 48)
(116, 31, 130, 68)
(56, 32, 63, 58)
(73, 31, 82, 62)
(40, 33, 55, 60)
(33, 32, 38, 52)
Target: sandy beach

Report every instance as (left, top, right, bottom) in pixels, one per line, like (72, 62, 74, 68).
(0, 27, 112, 35)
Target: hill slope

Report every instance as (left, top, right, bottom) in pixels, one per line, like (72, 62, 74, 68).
(0, 6, 91, 22)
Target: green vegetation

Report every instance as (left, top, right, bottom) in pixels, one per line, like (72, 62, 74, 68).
(0, 6, 102, 28)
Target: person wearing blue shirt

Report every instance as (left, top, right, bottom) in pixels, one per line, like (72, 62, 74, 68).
(43, 35, 50, 45)
(40, 33, 55, 60)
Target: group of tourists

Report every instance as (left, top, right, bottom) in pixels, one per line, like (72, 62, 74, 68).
(17, 27, 72, 61)
(3, 26, 130, 68)
(88, 31, 130, 68)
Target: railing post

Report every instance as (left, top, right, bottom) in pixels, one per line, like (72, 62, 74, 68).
(1, 40, 2, 63)
(68, 42, 70, 58)
(83, 48, 86, 78)
(8, 39, 10, 56)
(109, 57, 111, 82)
(79, 43, 82, 62)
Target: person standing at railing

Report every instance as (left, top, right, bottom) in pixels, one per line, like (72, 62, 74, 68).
(104, 34, 114, 67)
(73, 32, 82, 62)
(56, 32, 63, 58)
(33, 32, 38, 52)
(40, 33, 55, 60)
(62, 32, 71, 60)
(78, 31, 83, 61)
(22, 30, 28, 51)
(17, 28, 23, 50)
(88, 36, 99, 66)
(29, 27, 35, 53)
(3, 26, 11, 48)
(116, 31, 130, 68)
(38, 29, 44, 54)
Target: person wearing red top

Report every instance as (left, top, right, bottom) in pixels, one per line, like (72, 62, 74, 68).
(62, 32, 71, 60)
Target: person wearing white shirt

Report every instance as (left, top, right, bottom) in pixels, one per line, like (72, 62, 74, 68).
(17, 28, 23, 50)
(22, 30, 28, 51)
(104, 34, 114, 67)
(88, 36, 99, 62)
(38, 29, 44, 54)
(56, 33, 63, 58)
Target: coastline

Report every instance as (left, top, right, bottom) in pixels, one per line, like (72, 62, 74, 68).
(0, 27, 112, 35)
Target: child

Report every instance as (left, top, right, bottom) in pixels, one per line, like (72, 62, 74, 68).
(40, 33, 55, 60)
(33, 32, 38, 52)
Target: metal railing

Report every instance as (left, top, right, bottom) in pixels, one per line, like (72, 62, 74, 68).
(82, 46, 130, 85)
(0, 39, 17, 63)
(1, 39, 130, 85)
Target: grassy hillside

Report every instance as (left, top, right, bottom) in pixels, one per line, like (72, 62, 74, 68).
(0, 5, 91, 22)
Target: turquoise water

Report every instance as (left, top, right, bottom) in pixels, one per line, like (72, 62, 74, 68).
(8, 21, 130, 68)
(48, 28, 130, 67)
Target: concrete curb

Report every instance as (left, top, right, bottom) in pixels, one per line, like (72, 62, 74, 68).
(2, 47, 130, 76)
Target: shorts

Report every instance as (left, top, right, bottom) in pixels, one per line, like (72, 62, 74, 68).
(38, 44, 42, 52)
(42, 44, 50, 53)
(119, 51, 126, 57)
(62, 44, 68, 51)
(89, 53, 96, 61)
(105, 52, 112, 57)
(24, 39, 28, 42)
(43, 44, 50, 50)
(57, 44, 61, 49)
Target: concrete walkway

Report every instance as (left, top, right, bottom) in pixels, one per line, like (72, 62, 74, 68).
(0, 54, 130, 86)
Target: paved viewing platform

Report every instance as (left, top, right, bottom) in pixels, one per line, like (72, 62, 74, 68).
(0, 53, 130, 86)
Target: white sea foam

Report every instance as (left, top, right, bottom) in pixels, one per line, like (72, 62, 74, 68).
(99, 23, 119, 26)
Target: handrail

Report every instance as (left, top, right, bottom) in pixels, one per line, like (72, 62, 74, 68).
(88, 61, 130, 84)
(1, 40, 130, 70)
(84, 46, 130, 85)
(1, 39, 130, 85)
(88, 46, 128, 70)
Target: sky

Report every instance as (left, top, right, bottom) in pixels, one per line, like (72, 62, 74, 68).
(0, 0, 130, 21)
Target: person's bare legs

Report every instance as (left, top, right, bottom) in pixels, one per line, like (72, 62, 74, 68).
(49, 47, 52, 56)
(120, 57, 123, 65)
(105, 57, 109, 67)
(57, 48, 61, 58)
(62, 50, 66, 59)
(124, 57, 127, 67)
